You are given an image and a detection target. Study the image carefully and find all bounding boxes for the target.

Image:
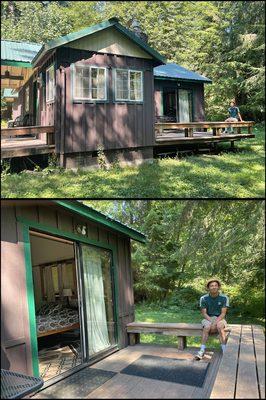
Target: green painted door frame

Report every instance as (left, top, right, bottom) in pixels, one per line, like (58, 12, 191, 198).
(18, 217, 121, 378)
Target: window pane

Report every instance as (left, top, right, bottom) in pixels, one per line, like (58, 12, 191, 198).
(91, 88, 98, 99)
(130, 71, 142, 101)
(116, 70, 128, 100)
(46, 66, 55, 102)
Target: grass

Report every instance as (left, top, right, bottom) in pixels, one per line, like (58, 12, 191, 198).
(1, 125, 265, 198)
(134, 302, 265, 349)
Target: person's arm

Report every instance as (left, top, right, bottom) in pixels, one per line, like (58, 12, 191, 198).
(216, 307, 227, 322)
(238, 111, 243, 121)
(201, 308, 212, 322)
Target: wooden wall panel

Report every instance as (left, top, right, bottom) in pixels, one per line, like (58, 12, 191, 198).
(1, 201, 136, 376)
(56, 47, 157, 154)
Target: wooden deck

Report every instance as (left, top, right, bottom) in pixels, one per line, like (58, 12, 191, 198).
(31, 323, 264, 399)
(155, 121, 255, 146)
(1, 125, 55, 159)
(33, 344, 222, 399)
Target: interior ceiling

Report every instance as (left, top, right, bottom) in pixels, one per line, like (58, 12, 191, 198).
(1, 65, 35, 89)
(30, 234, 74, 266)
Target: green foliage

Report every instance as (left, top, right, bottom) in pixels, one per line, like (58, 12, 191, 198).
(1, 1, 264, 119)
(82, 199, 265, 320)
(97, 144, 107, 170)
(1, 125, 265, 197)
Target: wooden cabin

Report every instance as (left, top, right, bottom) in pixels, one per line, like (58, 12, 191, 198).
(1, 200, 146, 383)
(1, 18, 216, 167)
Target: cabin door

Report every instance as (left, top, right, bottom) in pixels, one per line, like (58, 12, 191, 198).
(178, 89, 192, 122)
(77, 243, 117, 361)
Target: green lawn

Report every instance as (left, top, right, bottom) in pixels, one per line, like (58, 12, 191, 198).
(134, 303, 265, 349)
(1, 125, 265, 198)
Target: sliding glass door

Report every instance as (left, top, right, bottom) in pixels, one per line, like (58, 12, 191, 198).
(78, 244, 117, 360)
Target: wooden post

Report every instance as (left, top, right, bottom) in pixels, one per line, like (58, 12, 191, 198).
(177, 336, 187, 350)
(159, 124, 163, 134)
(129, 333, 140, 345)
(188, 128, 193, 137)
(213, 128, 217, 136)
(237, 127, 241, 134)
(216, 128, 221, 136)
(60, 66, 66, 168)
(248, 125, 252, 134)
(184, 128, 189, 137)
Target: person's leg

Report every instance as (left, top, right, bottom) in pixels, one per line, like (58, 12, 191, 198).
(201, 325, 211, 345)
(217, 320, 227, 352)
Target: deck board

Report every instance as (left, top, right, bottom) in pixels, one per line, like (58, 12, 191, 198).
(252, 325, 265, 399)
(235, 325, 260, 398)
(210, 325, 241, 398)
(1, 138, 55, 158)
(155, 132, 255, 146)
(86, 344, 220, 399)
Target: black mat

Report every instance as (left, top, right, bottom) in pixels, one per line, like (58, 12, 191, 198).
(120, 354, 209, 387)
(35, 367, 116, 398)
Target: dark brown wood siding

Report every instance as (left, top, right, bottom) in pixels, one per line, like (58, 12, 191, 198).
(55, 47, 156, 154)
(1, 202, 134, 375)
(154, 79, 206, 121)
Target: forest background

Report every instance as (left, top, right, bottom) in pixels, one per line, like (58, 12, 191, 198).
(84, 200, 265, 347)
(1, 0, 265, 121)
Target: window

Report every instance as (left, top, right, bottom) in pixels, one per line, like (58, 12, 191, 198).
(25, 86, 29, 112)
(73, 65, 107, 101)
(46, 64, 55, 102)
(115, 69, 143, 101)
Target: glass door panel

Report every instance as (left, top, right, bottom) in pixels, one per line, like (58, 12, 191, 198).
(79, 244, 116, 359)
(179, 89, 192, 122)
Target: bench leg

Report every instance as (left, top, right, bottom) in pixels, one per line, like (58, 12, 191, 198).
(177, 336, 187, 350)
(129, 333, 140, 346)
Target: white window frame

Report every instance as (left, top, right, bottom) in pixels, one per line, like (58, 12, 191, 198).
(115, 69, 143, 102)
(46, 64, 55, 103)
(72, 64, 107, 101)
(25, 86, 30, 112)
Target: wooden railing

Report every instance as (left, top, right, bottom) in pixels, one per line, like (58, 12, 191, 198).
(155, 121, 255, 137)
(1, 125, 55, 145)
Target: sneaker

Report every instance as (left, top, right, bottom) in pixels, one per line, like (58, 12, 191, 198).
(195, 349, 205, 360)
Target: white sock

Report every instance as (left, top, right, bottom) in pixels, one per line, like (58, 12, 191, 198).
(200, 344, 206, 351)
(221, 344, 226, 352)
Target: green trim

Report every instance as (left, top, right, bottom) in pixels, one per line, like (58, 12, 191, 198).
(21, 224, 39, 377)
(18, 217, 122, 356)
(1, 60, 33, 68)
(154, 76, 212, 84)
(54, 201, 146, 243)
(32, 18, 166, 67)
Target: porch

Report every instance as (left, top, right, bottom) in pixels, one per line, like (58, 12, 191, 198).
(30, 323, 264, 399)
(155, 121, 255, 146)
(1, 125, 55, 159)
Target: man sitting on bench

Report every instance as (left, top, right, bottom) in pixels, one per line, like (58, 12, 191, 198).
(195, 278, 229, 360)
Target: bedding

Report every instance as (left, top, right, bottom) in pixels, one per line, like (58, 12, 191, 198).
(36, 302, 79, 335)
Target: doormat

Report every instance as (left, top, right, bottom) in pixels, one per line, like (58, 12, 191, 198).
(120, 354, 210, 387)
(34, 367, 116, 398)
(39, 345, 82, 381)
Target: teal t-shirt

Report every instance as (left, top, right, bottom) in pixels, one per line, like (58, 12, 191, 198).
(228, 106, 240, 119)
(199, 293, 230, 317)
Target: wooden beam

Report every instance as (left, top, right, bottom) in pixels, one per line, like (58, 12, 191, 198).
(1, 125, 54, 138)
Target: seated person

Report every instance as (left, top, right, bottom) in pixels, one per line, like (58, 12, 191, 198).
(224, 100, 243, 133)
(195, 278, 230, 360)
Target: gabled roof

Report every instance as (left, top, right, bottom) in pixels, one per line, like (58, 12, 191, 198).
(154, 63, 212, 83)
(1, 40, 42, 67)
(32, 18, 166, 66)
(55, 200, 146, 243)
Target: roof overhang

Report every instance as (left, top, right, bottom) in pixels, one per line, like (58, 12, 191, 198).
(1, 62, 34, 89)
(32, 18, 166, 67)
(55, 200, 146, 243)
(154, 75, 212, 84)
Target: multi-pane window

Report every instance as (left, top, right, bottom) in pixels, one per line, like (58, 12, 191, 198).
(46, 64, 55, 102)
(25, 86, 29, 112)
(73, 65, 106, 101)
(115, 69, 143, 101)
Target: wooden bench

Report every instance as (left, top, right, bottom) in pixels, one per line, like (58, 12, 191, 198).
(210, 324, 265, 399)
(126, 322, 231, 350)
